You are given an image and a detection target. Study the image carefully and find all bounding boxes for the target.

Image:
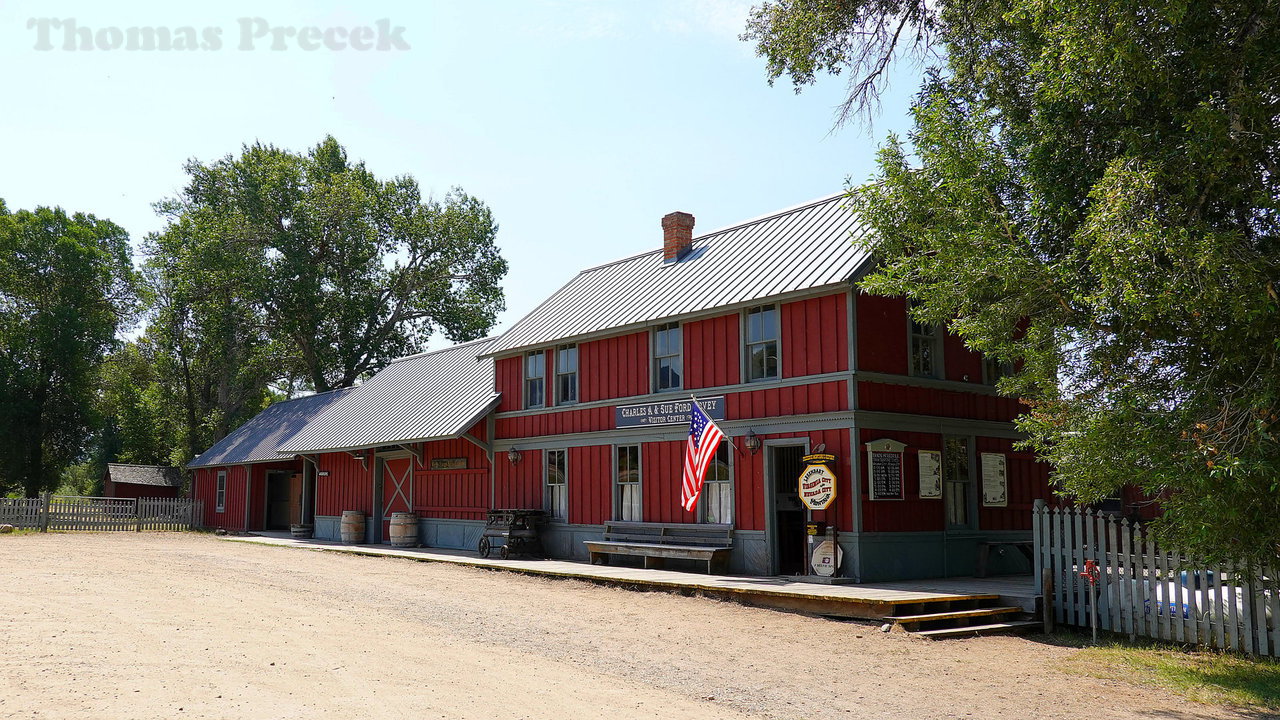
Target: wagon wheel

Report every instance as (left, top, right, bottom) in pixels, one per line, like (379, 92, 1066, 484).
(500, 544, 511, 560)
(478, 536, 492, 558)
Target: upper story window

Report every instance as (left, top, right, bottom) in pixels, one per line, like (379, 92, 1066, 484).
(909, 301, 941, 379)
(215, 470, 227, 513)
(745, 304, 779, 381)
(653, 322, 682, 391)
(524, 351, 545, 408)
(556, 344, 578, 405)
(545, 449, 567, 521)
(983, 356, 1013, 385)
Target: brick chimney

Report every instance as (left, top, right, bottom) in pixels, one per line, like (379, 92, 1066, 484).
(661, 211, 695, 262)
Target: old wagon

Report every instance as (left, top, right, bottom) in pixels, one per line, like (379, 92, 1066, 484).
(478, 509, 546, 559)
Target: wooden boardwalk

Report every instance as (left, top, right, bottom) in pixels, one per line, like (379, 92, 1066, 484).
(225, 533, 1037, 619)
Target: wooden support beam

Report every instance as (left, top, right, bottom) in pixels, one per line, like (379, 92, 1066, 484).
(399, 444, 424, 466)
(462, 433, 492, 456)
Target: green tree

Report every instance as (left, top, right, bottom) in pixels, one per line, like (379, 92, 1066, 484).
(0, 201, 138, 497)
(745, 1, 1280, 566)
(153, 136, 507, 393)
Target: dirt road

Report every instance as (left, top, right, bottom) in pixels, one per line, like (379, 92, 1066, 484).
(0, 533, 1246, 719)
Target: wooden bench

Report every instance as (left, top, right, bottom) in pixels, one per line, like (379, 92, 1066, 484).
(584, 521, 733, 574)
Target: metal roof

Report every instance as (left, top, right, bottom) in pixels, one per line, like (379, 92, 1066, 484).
(187, 388, 355, 468)
(105, 464, 184, 487)
(486, 192, 871, 356)
(277, 337, 499, 454)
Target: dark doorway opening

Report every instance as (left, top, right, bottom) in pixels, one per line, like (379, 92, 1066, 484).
(770, 444, 808, 576)
(265, 471, 297, 531)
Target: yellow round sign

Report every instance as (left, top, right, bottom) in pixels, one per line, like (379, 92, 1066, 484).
(797, 463, 837, 510)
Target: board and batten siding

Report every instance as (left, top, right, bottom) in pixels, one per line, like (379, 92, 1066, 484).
(976, 436, 1048, 531)
(413, 434, 492, 521)
(857, 381, 1021, 423)
(856, 293, 909, 374)
(492, 447, 543, 510)
(857, 428, 946, 533)
(195, 465, 248, 530)
(578, 331, 649, 402)
(781, 292, 849, 378)
(684, 312, 741, 389)
(495, 355, 523, 412)
(567, 444, 612, 525)
(315, 452, 373, 516)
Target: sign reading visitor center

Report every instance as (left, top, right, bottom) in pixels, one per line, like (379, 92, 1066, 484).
(798, 452, 838, 510)
(615, 396, 725, 428)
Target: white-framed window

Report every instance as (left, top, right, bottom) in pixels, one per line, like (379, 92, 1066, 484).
(524, 351, 545, 409)
(745, 304, 779, 381)
(653, 322, 682, 392)
(215, 469, 226, 513)
(556, 344, 578, 405)
(614, 444, 642, 521)
(700, 442, 732, 524)
(545, 449, 567, 522)
(909, 301, 941, 379)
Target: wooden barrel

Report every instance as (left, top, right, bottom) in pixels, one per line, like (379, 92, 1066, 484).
(340, 511, 365, 545)
(290, 524, 313, 539)
(388, 512, 418, 548)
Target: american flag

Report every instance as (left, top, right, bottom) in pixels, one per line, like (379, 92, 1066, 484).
(680, 399, 725, 512)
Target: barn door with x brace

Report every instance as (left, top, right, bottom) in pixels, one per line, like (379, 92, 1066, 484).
(380, 456, 413, 543)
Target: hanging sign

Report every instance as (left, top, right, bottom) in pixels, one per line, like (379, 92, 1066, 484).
(797, 452, 838, 511)
(429, 457, 468, 471)
(615, 396, 725, 428)
(918, 450, 942, 499)
(981, 452, 1008, 507)
(866, 439, 907, 501)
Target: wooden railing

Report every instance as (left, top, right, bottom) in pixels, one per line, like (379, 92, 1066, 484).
(1034, 502, 1278, 656)
(0, 495, 204, 532)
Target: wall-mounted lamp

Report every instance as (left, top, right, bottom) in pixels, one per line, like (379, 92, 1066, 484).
(743, 430, 761, 455)
(507, 448, 522, 465)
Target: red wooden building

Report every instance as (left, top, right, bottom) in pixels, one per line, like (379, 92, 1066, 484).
(103, 464, 184, 499)
(481, 194, 1049, 580)
(189, 193, 1051, 581)
(189, 388, 353, 532)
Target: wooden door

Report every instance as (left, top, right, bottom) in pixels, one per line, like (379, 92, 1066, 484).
(381, 457, 413, 542)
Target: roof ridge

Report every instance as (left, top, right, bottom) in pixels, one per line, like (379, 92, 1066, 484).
(107, 463, 179, 468)
(573, 191, 847, 277)
(386, 335, 497, 365)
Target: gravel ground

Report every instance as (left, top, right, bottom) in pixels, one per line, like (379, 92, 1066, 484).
(0, 532, 1251, 720)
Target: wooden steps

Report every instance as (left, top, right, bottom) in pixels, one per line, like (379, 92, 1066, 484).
(910, 620, 1042, 639)
(888, 595, 1040, 639)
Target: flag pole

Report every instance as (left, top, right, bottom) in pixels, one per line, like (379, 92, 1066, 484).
(691, 394, 739, 452)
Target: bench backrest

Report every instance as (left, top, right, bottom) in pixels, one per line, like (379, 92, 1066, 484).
(602, 521, 732, 547)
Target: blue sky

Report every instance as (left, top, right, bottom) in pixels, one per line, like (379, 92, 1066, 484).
(0, 1, 922, 344)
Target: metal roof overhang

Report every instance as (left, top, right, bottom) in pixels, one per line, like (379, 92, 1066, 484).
(273, 395, 501, 456)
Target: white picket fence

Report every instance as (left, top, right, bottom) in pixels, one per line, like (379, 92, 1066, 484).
(1034, 502, 1279, 656)
(0, 495, 203, 532)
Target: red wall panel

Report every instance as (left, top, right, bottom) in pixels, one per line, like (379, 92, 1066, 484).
(975, 436, 1051, 531)
(725, 381, 847, 420)
(495, 356, 523, 412)
(412, 437, 492, 520)
(857, 428, 947, 533)
(943, 331, 984, 384)
(685, 312, 741, 389)
(195, 465, 248, 531)
(732, 428, 853, 533)
(856, 293, 908, 374)
(857, 381, 1023, 423)
(567, 445, 611, 525)
(493, 448, 543, 510)
(579, 332, 649, 402)
(315, 452, 373, 516)
(641, 440, 690, 524)
(782, 293, 849, 378)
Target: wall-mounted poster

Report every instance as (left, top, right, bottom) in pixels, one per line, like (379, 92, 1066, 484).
(918, 450, 942, 498)
(865, 439, 907, 501)
(981, 452, 1008, 507)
